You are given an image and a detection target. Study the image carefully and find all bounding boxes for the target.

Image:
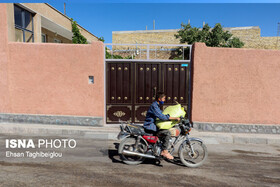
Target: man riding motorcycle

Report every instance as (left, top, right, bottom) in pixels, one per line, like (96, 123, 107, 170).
(143, 92, 180, 160)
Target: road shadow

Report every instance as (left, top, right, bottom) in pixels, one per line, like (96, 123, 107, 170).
(164, 157, 186, 167)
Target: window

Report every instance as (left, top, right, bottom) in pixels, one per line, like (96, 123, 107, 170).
(14, 4, 34, 42)
(41, 34, 46, 43)
(54, 39, 62, 43)
(89, 76, 94, 84)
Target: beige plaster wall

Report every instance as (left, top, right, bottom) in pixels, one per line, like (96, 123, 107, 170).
(192, 43, 280, 125)
(0, 4, 11, 113)
(1, 3, 105, 117)
(6, 42, 104, 117)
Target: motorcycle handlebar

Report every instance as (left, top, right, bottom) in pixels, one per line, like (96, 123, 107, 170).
(178, 116, 192, 128)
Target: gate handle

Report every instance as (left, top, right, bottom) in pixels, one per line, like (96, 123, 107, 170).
(153, 87, 157, 98)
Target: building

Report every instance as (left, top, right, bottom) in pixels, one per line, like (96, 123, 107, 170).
(6, 3, 99, 44)
(113, 26, 280, 50)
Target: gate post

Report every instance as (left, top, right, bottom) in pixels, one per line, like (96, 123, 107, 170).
(147, 44, 150, 60)
(188, 43, 195, 123)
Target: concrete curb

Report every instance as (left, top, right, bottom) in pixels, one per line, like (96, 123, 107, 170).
(0, 113, 103, 126)
(193, 122, 280, 134)
(0, 123, 280, 145)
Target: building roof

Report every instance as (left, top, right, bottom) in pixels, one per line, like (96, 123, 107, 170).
(45, 3, 99, 41)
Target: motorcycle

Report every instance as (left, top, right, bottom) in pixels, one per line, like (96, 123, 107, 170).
(117, 117, 208, 167)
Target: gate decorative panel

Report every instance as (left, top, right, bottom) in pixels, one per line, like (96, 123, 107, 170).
(106, 105, 132, 122)
(135, 106, 150, 122)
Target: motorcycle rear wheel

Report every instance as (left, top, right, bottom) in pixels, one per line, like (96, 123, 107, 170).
(118, 136, 147, 165)
(179, 140, 208, 168)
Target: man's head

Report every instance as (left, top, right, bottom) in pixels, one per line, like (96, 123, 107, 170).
(156, 92, 166, 104)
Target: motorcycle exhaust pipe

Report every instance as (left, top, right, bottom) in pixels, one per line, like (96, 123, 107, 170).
(122, 150, 156, 159)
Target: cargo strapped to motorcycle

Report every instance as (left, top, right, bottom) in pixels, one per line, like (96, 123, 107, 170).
(124, 124, 145, 136)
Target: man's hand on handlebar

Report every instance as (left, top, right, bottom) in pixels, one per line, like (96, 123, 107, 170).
(169, 117, 180, 121)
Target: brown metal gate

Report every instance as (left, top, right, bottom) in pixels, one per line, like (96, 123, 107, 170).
(106, 61, 189, 124)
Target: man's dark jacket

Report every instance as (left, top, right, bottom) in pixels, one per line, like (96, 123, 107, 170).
(143, 101, 170, 132)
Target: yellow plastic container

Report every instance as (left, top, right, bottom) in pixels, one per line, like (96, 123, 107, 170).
(156, 104, 186, 129)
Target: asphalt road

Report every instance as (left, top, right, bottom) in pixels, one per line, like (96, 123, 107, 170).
(0, 134, 279, 187)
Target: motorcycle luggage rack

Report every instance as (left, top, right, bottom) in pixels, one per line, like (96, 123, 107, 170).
(118, 119, 133, 134)
(125, 125, 133, 134)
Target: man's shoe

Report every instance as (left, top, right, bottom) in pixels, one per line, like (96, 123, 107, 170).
(161, 150, 174, 160)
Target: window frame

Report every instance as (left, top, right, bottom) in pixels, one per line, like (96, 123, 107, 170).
(14, 4, 34, 42)
(41, 33, 47, 43)
(54, 38, 62, 43)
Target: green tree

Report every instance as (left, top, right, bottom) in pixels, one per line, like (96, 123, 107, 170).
(98, 36, 105, 42)
(98, 36, 127, 59)
(71, 19, 88, 44)
(175, 23, 244, 48)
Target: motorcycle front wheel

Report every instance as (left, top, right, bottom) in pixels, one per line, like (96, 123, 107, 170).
(179, 140, 208, 168)
(118, 136, 147, 165)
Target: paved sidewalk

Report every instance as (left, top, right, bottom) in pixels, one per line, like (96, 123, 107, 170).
(0, 122, 280, 145)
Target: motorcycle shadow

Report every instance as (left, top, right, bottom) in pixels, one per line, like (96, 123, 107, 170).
(107, 143, 186, 167)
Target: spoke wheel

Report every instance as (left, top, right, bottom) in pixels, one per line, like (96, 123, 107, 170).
(179, 140, 208, 167)
(118, 137, 147, 165)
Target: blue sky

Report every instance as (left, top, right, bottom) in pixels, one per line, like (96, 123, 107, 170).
(3, 1, 280, 42)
